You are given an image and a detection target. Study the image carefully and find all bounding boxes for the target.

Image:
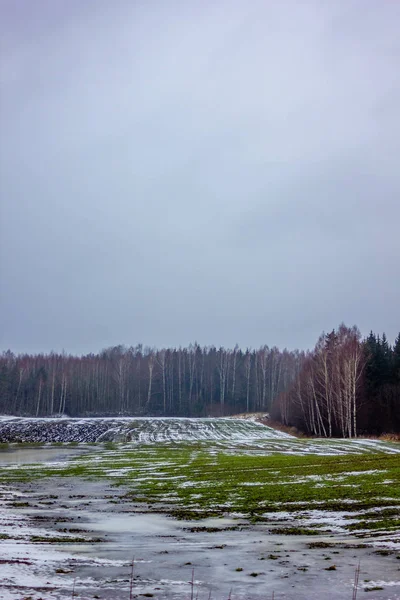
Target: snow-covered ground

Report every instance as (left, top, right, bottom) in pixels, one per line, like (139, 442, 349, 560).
(1, 477, 399, 600)
(0, 416, 293, 443)
(1, 418, 400, 599)
(1, 417, 400, 457)
(0, 484, 132, 600)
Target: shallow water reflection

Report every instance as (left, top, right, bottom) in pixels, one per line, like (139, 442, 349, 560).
(0, 445, 89, 465)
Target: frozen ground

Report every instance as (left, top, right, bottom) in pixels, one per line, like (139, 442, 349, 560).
(1, 416, 399, 455)
(0, 415, 292, 443)
(0, 418, 399, 599)
(1, 477, 400, 600)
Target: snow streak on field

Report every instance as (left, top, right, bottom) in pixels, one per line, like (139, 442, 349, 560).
(0, 416, 291, 443)
(1, 418, 400, 599)
(1, 416, 400, 455)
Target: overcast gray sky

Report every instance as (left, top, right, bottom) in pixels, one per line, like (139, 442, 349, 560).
(1, 0, 399, 355)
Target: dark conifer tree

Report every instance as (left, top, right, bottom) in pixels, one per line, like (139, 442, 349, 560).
(393, 333, 400, 383)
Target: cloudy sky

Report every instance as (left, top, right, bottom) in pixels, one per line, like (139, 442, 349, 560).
(1, 0, 399, 355)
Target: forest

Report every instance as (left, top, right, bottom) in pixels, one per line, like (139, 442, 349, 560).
(271, 326, 400, 437)
(0, 324, 399, 437)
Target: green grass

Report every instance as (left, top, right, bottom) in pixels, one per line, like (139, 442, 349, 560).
(29, 535, 105, 543)
(273, 527, 323, 535)
(114, 447, 400, 518)
(10, 442, 45, 448)
(346, 517, 400, 532)
(1, 442, 399, 534)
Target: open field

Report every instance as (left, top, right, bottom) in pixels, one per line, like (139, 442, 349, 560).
(1, 418, 400, 599)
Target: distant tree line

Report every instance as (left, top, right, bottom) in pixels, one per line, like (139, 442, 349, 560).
(271, 325, 400, 437)
(0, 344, 301, 418)
(0, 325, 398, 436)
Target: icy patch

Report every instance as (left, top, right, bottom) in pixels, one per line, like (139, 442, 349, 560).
(363, 580, 400, 588)
(0, 485, 136, 599)
(372, 539, 400, 551)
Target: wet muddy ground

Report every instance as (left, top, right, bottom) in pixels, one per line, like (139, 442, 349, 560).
(1, 423, 400, 600)
(1, 475, 400, 600)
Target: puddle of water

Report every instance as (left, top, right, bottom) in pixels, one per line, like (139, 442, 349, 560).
(74, 511, 243, 538)
(0, 446, 88, 465)
(78, 511, 177, 534)
(199, 517, 241, 527)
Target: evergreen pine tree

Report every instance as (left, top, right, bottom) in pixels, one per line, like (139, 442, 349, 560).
(364, 332, 380, 391)
(393, 333, 400, 383)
